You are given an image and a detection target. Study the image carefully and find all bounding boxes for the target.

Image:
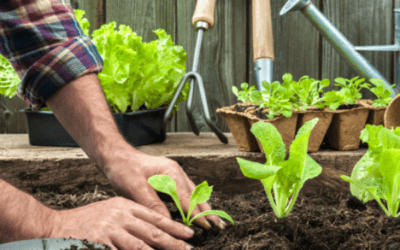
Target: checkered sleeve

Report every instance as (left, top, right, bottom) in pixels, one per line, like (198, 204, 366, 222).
(0, 0, 103, 108)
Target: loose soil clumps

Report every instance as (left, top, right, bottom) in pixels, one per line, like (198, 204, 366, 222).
(32, 186, 400, 250)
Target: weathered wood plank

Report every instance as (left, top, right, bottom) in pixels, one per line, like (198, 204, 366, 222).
(0, 96, 28, 134)
(0, 133, 367, 195)
(176, 0, 247, 133)
(321, 0, 393, 98)
(70, 0, 105, 33)
(248, 0, 321, 89)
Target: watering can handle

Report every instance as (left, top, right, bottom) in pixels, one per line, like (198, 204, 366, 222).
(252, 0, 275, 61)
(192, 0, 216, 28)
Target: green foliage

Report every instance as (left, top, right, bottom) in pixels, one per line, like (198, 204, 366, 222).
(341, 125, 400, 217)
(369, 79, 395, 107)
(237, 118, 322, 218)
(334, 76, 370, 104)
(232, 83, 256, 103)
(322, 90, 346, 110)
(74, 9, 90, 36)
(249, 78, 295, 119)
(291, 74, 330, 110)
(148, 175, 234, 226)
(0, 55, 20, 98)
(76, 10, 189, 113)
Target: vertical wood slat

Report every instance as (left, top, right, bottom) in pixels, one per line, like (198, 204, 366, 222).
(321, 0, 394, 98)
(70, 0, 105, 33)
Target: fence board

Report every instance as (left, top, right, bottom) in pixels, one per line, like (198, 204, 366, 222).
(70, 0, 105, 33)
(321, 0, 393, 98)
(0, 97, 27, 134)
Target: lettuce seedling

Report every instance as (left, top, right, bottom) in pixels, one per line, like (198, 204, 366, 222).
(321, 90, 346, 110)
(250, 80, 295, 119)
(291, 75, 330, 110)
(341, 125, 400, 217)
(148, 175, 234, 226)
(334, 76, 370, 105)
(232, 82, 256, 103)
(369, 79, 395, 107)
(237, 118, 322, 218)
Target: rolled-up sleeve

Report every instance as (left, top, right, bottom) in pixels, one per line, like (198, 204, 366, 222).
(0, 0, 103, 108)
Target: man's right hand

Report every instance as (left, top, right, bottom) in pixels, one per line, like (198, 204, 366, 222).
(48, 197, 194, 250)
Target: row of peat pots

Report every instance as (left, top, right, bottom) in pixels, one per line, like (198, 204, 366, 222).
(217, 98, 394, 153)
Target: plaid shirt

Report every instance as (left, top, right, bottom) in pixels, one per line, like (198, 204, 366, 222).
(0, 0, 103, 109)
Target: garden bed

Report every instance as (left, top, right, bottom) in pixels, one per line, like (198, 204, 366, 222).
(32, 186, 400, 250)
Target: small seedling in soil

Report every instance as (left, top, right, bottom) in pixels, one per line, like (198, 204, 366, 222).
(290, 74, 330, 110)
(232, 82, 256, 104)
(236, 118, 322, 218)
(369, 78, 395, 107)
(148, 175, 234, 226)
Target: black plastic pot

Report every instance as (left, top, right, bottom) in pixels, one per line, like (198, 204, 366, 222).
(20, 108, 167, 147)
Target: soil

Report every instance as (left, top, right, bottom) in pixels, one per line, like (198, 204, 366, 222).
(32, 186, 400, 250)
(336, 104, 363, 110)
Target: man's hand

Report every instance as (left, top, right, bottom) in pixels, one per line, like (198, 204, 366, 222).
(102, 152, 225, 230)
(49, 197, 194, 250)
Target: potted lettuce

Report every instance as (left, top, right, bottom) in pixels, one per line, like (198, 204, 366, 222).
(7, 10, 189, 147)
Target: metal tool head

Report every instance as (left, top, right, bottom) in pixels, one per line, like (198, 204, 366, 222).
(280, 0, 311, 15)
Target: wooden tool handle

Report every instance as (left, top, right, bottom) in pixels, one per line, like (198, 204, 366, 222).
(192, 0, 216, 28)
(252, 0, 275, 61)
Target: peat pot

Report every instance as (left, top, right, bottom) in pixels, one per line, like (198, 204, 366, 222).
(19, 108, 167, 147)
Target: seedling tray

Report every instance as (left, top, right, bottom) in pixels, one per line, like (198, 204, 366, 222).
(20, 108, 167, 147)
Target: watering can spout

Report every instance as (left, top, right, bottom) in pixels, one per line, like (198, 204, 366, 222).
(279, 0, 311, 16)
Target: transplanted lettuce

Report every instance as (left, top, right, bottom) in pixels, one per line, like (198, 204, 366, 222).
(341, 125, 400, 217)
(76, 10, 189, 113)
(237, 118, 322, 218)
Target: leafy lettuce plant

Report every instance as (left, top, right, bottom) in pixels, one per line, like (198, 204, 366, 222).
(148, 175, 234, 226)
(0, 54, 20, 98)
(237, 118, 322, 218)
(368, 79, 395, 107)
(290, 74, 330, 110)
(76, 10, 189, 113)
(250, 80, 295, 119)
(334, 76, 370, 105)
(321, 90, 346, 110)
(232, 82, 256, 103)
(341, 125, 400, 217)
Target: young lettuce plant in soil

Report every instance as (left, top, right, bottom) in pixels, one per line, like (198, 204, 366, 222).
(236, 118, 322, 218)
(333, 76, 371, 105)
(368, 79, 395, 107)
(148, 175, 234, 226)
(290, 74, 331, 111)
(232, 82, 256, 104)
(249, 80, 295, 119)
(341, 125, 400, 217)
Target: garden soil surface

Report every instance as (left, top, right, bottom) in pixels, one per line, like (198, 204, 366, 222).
(33, 185, 400, 250)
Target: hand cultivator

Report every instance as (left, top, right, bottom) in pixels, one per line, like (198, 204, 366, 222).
(164, 0, 276, 142)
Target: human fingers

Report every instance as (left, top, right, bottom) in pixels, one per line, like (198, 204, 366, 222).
(118, 211, 193, 250)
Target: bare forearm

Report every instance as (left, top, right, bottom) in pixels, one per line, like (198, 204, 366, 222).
(45, 73, 140, 171)
(0, 179, 53, 243)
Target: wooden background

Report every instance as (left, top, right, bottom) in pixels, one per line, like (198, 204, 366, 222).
(1, 0, 398, 134)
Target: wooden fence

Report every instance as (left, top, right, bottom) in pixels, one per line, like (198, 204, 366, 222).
(1, 0, 399, 134)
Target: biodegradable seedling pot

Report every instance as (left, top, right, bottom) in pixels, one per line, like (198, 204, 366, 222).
(326, 105, 369, 151)
(20, 108, 167, 147)
(297, 108, 334, 153)
(246, 112, 299, 154)
(384, 94, 400, 129)
(358, 99, 386, 126)
(216, 104, 259, 151)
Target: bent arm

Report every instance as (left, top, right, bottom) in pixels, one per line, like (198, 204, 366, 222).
(0, 179, 54, 243)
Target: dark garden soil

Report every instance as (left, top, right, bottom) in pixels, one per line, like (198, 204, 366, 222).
(32, 186, 400, 250)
